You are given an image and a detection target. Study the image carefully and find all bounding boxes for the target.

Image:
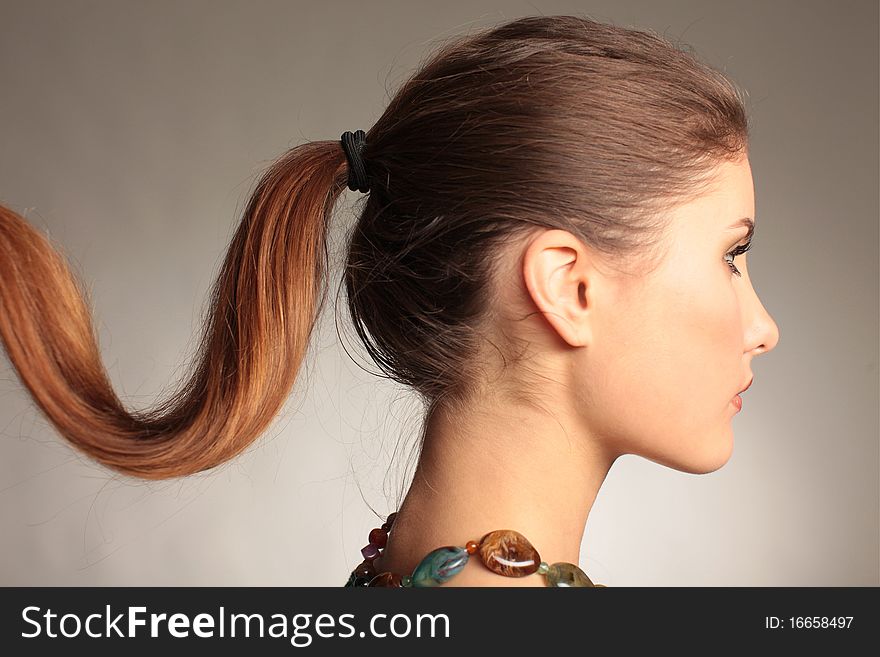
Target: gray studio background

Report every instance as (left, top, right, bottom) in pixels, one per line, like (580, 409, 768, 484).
(0, 0, 876, 586)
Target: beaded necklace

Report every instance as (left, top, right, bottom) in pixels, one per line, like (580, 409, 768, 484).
(344, 511, 606, 587)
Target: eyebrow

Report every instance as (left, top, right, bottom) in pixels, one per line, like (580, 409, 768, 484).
(727, 217, 755, 241)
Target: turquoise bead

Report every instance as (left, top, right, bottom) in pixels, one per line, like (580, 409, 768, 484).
(410, 546, 469, 587)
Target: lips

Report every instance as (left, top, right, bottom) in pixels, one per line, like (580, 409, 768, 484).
(739, 377, 754, 394)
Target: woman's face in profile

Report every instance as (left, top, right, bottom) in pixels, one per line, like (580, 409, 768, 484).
(582, 156, 780, 474)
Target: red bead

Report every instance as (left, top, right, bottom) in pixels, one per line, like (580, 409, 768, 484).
(465, 540, 479, 554)
(368, 571, 403, 587)
(369, 527, 388, 548)
(382, 512, 398, 531)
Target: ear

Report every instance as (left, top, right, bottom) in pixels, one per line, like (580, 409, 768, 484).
(521, 229, 596, 348)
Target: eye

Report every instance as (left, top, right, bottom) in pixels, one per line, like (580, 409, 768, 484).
(724, 240, 752, 277)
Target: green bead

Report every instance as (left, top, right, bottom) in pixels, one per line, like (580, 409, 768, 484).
(545, 562, 594, 587)
(537, 561, 549, 574)
(411, 546, 469, 587)
(401, 575, 413, 587)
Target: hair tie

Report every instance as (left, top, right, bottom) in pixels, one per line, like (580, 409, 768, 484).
(340, 130, 370, 193)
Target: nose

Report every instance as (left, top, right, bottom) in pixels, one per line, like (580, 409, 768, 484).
(744, 291, 780, 356)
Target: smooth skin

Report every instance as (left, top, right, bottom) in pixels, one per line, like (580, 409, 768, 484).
(371, 156, 780, 586)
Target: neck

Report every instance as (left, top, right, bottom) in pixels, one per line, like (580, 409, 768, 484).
(371, 397, 617, 580)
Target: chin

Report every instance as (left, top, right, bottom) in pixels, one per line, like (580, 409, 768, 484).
(684, 435, 735, 474)
(643, 432, 735, 475)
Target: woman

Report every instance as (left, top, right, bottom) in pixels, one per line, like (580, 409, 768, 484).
(0, 15, 778, 587)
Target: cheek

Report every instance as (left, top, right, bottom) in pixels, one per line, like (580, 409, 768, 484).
(588, 269, 743, 452)
(659, 274, 743, 396)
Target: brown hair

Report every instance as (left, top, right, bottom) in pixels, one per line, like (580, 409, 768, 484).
(0, 15, 749, 480)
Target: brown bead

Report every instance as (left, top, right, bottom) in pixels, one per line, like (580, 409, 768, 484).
(478, 530, 541, 577)
(368, 527, 388, 548)
(368, 571, 404, 587)
(465, 540, 479, 554)
(381, 511, 398, 532)
(353, 559, 377, 580)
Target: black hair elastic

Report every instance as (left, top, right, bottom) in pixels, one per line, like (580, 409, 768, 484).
(340, 130, 370, 193)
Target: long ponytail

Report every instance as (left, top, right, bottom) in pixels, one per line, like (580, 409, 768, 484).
(0, 140, 348, 480)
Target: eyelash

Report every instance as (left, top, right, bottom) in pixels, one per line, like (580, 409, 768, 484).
(724, 240, 752, 277)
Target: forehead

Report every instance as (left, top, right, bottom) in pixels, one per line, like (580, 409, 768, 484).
(591, 157, 755, 287)
(670, 158, 755, 236)
(631, 157, 755, 279)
